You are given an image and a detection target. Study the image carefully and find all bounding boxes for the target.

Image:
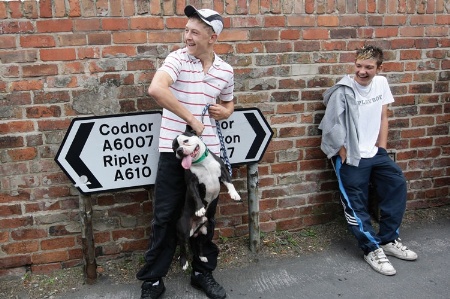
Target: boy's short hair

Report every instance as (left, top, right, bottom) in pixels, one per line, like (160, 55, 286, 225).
(356, 45, 384, 67)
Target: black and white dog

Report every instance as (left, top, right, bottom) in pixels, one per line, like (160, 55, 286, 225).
(172, 126, 241, 270)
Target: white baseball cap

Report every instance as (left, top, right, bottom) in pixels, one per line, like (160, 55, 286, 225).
(184, 5, 224, 35)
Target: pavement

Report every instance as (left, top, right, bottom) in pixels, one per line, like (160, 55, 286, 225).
(56, 215, 450, 299)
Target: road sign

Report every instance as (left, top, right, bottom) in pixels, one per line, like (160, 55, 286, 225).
(218, 108, 273, 165)
(55, 112, 161, 194)
(55, 108, 273, 194)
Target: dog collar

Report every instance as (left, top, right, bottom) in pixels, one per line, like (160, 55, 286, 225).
(193, 149, 208, 164)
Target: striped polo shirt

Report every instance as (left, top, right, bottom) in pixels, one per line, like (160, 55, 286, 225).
(157, 47, 234, 155)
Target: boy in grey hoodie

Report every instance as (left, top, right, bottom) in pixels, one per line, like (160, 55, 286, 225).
(319, 46, 418, 276)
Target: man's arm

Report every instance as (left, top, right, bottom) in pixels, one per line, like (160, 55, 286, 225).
(377, 104, 389, 149)
(147, 70, 204, 135)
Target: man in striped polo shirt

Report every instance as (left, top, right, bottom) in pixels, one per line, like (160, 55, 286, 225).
(136, 5, 234, 299)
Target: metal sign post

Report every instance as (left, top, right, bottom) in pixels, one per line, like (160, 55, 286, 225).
(219, 108, 273, 252)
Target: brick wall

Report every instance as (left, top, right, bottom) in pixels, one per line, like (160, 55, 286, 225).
(1, 0, 449, 275)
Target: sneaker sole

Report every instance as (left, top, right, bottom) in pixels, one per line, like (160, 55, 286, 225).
(383, 251, 418, 261)
(364, 256, 396, 276)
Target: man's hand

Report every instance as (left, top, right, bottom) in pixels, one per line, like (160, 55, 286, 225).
(188, 117, 205, 136)
(208, 103, 232, 121)
(339, 146, 347, 164)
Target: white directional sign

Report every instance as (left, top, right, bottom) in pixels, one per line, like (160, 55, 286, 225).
(55, 112, 161, 194)
(55, 108, 273, 194)
(218, 108, 273, 165)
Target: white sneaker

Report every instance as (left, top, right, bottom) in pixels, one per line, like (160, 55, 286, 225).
(364, 248, 396, 276)
(381, 238, 418, 261)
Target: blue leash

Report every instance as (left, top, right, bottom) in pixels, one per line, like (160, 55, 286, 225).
(201, 104, 232, 177)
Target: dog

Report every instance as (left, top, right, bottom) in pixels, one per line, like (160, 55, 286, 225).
(172, 125, 241, 270)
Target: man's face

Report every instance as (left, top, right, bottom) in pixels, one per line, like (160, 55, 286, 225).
(353, 58, 381, 86)
(184, 18, 214, 57)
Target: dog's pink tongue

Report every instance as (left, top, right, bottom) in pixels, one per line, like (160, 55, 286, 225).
(181, 155, 192, 169)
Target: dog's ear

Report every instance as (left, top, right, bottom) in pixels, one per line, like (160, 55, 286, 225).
(185, 125, 197, 136)
(172, 136, 179, 153)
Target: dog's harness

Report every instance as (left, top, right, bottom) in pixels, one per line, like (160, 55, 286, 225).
(201, 104, 232, 176)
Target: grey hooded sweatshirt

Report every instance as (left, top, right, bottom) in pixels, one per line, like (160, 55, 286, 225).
(319, 75, 361, 167)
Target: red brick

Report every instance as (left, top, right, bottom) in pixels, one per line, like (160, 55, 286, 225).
(0, 255, 31, 269)
(0, 35, 16, 49)
(399, 26, 424, 37)
(436, 15, 450, 25)
(34, 91, 71, 104)
(68, 248, 83, 260)
(22, 64, 58, 77)
(68, 0, 81, 17)
(102, 18, 129, 31)
(280, 29, 300, 40)
(425, 26, 449, 37)
(0, 204, 22, 217)
(39, 0, 52, 17)
(74, 19, 101, 31)
(20, 35, 55, 48)
(88, 33, 111, 45)
(0, 21, 34, 34)
(94, 231, 112, 244)
(122, 239, 148, 251)
(59, 34, 87, 46)
(2, 240, 40, 254)
(26, 106, 61, 118)
(374, 27, 398, 37)
(10, 79, 44, 91)
(37, 119, 71, 131)
(0, 231, 9, 243)
(0, 2, 6, 18)
(113, 32, 147, 44)
(54, 1, 66, 18)
(410, 15, 435, 25)
(101, 46, 136, 57)
(11, 228, 48, 241)
(6, 147, 37, 161)
(41, 237, 76, 250)
(401, 128, 426, 138)
(40, 48, 76, 61)
(36, 20, 73, 32)
(263, 15, 285, 27)
(303, 28, 329, 40)
(0, 120, 34, 134)
(0, 136, 24, 149)
(32, 250, 68, 264)
(61, 62, 85, 74)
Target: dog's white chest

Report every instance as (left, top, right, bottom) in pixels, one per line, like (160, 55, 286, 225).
(190, 158, 221, 200)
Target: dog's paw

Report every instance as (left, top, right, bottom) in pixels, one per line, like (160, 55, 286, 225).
(195, 207, 206, 217)
(182, 262, 189, 271)
(199, 224, 207, 235)
(199, 256, 208, 263)
(229, 190, 241, 201)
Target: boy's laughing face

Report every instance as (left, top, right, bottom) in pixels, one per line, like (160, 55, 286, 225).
(354, 58, 381, 86)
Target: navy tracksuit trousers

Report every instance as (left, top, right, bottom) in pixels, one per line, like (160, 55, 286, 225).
(136, 153, 219, 281)
(331, 147, 407, 254)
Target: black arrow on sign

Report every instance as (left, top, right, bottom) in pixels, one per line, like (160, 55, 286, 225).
(244, 112, 266, 160)
(65, 122, 102, 189)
